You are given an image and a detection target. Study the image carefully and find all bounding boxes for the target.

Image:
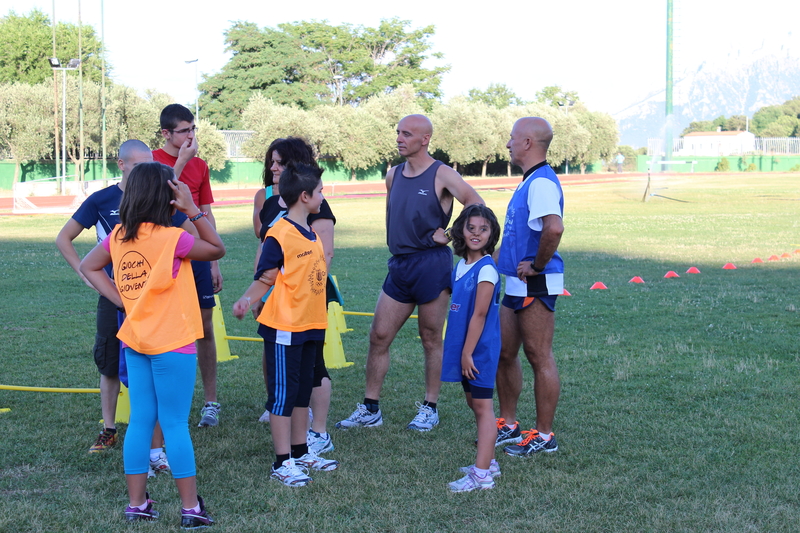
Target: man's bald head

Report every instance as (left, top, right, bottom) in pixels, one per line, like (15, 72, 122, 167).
(117, 139, 154, 183)
(396, 114, 433, 158)
(400, 114, 433, 136)
(507, 117, 553, 171)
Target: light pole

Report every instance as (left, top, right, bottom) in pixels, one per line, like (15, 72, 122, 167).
(49, 58, 81, 179)
(332, 75, 344, 106)
(185, 59, 199, 119)
(558, 100, 575, 175)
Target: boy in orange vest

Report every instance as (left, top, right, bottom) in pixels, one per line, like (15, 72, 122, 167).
(233, 163, 338, 486)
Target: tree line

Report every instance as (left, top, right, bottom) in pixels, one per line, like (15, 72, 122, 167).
(682, 97, 800, 137)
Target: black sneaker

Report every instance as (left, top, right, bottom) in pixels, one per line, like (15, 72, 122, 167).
(495, 418, 523, 447)
(124, 492, 159, 522)
(504, 429, 558, 457)
(181, 495, 214, 529)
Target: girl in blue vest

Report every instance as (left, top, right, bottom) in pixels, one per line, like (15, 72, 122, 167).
(441, 204, 502, 492)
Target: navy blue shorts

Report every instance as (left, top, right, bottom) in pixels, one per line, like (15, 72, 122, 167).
(461, 379, 493, 400)
(502, 294, 557, 313)
(264, 341, 315, 417)
(191, 260, 216, 309)
(93, 295, 120, 377)
(382, 246, 452, 304)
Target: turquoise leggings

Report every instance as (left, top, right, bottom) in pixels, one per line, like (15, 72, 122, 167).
(123, 348, 197, 478)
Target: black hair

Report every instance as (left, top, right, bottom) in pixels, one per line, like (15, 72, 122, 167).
(117, 162, 176, 242)
(451, 204, 501, 258)
(160, 104, 195, 131)
(279, 163, 323, 208)
(262, 137, 317, 188)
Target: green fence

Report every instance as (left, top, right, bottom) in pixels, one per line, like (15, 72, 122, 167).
(637, 155, 800, 173)
(0, 158, 388, 192)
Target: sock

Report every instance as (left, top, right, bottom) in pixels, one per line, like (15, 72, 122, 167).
(131, 500, 150, 511)
(104, 427, 117, 434)
(364, 398, 380, 413)
(538, 431, 551, 441)
(422, 400, 437, 411)
(472, 466, 491, 478)
(273, 453, 290, 469)
(149, 448, 162, 462)
(182, 502, 201, 513)
(291, 443, 309, 458)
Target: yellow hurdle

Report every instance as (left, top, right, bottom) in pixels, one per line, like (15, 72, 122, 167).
(212, 294, 239, 361)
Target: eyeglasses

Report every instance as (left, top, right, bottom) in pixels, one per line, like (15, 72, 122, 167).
(169, 125, 197, 134)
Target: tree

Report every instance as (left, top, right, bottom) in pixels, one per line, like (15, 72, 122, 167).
(200, 18, 448, 129)
(534, 85, 580, 108)
(0, 9, 107, 85)
(431, 98, 507, 176)
(682, 120, 715, 136)
(725, 115, 747, 131)
(573, 108, 618, 174)
(199, 22, 328, 130)
(241, 94, 324, 160)
(760, 115, 800, 137)
(467, 83, 525, 108)
(0, 83, 52, 182)
(196, 120, 228, 172)
(360, 84, 425, 165)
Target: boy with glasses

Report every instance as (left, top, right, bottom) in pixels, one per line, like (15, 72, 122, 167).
(153, 104, 224, 428)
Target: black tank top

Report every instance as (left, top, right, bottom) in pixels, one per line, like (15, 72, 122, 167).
(386, 160, 451, 255)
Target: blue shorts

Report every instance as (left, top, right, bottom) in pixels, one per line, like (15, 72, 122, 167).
(383, 246, 452, 305)
(191, 260, 216, 309)
(502, 294, 557, 313)
(264, 341, 315, 417)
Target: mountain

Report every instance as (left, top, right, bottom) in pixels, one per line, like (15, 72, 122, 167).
(615, 32, 800, 148)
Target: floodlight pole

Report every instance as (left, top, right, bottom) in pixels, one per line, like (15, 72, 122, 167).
(50, 59, 81, 178)
(185, 59, 199, 119)
(665, 0, 674, 162)
(558, 100, 575, 175)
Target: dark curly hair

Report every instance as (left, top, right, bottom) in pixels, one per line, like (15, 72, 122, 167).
(262, 137, 317, 188)
(450, 204, 500, 259)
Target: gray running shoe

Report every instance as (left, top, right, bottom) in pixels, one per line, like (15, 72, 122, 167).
(198, 402, 221, 428)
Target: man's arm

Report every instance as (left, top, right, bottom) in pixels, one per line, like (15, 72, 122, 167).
(516, 214, 564, 280)
(56, 219, 97, 291)
(438, 165, 485, 210)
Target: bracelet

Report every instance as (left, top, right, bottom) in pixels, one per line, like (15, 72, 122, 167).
(189, 211, 207, 222)
(443, 228, 452, 241)
(532, 264, 545, 273)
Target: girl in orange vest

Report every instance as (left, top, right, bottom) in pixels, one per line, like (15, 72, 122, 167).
(81, 162, 225, 528)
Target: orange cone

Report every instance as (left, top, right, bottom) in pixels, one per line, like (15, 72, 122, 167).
(723, 263, 737, 269)
(768, 255, 779, 261)
(795, 249, 800, 254)
(686, 267, 701, 274)
(781, 252, 791, 258)
(628, 276, 644, 283)
(664, 271, 680, 278)
(752, 258, 763, 263)
(590, 282, 607, 290)
(562, 289, 572, 296)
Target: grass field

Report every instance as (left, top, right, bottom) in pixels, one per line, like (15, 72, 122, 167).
(1, 172, 799, 532)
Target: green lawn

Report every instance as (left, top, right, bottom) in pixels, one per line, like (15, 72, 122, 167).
(1, 173, 799, 532)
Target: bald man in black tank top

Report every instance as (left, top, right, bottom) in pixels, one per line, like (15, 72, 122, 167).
(337, 114, 485, 431)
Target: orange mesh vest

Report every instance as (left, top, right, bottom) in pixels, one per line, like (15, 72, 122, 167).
(257, 218, 328, 332)
(110, 223, 202, 354)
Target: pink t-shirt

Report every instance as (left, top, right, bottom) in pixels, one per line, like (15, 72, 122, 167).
(103, 230, 196, 353)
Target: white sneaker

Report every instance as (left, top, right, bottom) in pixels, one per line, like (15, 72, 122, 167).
(335, 403, 383, 429)
(449, 465, 495, 492)
(271, 458, 312, 487)
(459, 458, 501, 478)
(295, 451, 339, 471)
(406, 402, 439, 431)
(307, 430, 334, 454)
(147, 451, 170, 478)
(258, 409, 270, 423)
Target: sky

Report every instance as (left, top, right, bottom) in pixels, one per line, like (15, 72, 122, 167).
(8, 0, 798, 119)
